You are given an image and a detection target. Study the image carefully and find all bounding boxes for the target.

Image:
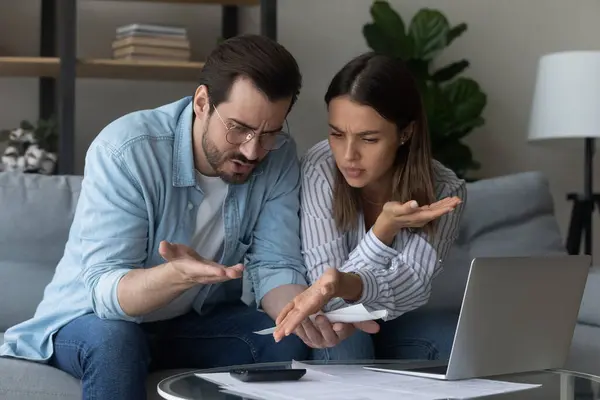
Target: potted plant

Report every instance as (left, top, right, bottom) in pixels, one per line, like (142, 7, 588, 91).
(362, 0, 487, 180)
(0, 117, 58, 175)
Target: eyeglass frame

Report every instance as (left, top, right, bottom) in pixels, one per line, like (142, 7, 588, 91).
(212, 104, 291, 151)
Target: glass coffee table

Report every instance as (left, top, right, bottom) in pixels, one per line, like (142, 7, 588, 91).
(157, 360, 600, 400)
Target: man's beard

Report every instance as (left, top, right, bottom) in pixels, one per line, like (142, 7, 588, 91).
(201, 128, 257, 184)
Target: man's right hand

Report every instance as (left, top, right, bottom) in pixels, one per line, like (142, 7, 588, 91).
(117, 241, 244, 317)
(159, 241, 244, 285)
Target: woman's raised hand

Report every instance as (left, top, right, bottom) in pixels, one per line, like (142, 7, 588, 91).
(373, 196, 462, 243)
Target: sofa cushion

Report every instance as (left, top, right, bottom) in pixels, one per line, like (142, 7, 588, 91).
(463, 171, 567, 257)
(0, 172, 82, 329)
(0, 330, 192, 399)
(0, 172, 81, 264)
(0, 331, 193, 400)
(424, 171, 567, 311)
(0, 357, 80, 400)
(0, 355, 191, 400)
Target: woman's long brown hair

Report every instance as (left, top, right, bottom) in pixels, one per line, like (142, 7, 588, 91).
(326, 52, 436, 236)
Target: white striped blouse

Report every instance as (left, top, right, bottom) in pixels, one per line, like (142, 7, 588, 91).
(300, 140, 467, 320)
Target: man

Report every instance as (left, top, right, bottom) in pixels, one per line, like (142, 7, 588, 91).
(0, 34, 316, 399)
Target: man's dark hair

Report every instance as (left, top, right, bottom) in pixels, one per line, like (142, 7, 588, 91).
(198, 34, 302, 112)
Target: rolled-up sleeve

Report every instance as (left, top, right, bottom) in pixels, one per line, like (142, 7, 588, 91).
(244, 140, 308, 306)
(78, 140, 149, 322)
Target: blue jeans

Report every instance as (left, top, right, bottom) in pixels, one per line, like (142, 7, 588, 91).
(49, 302, 307, 400)
(312, 310, 458, 362)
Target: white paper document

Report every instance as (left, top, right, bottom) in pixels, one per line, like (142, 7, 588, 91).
(195, 360, 542, 400)
(196, 367, 431, 400)
(291, 361, 541, 399)
(253, 304, 387, 335)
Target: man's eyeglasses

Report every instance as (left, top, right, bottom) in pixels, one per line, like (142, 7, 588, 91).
(213, 105, 290, 151)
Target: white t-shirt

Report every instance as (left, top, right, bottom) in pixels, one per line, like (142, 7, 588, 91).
(142, 171, 229, 322)
(191, 171, 228, 261)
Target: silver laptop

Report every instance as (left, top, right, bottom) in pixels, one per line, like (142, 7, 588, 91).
(364, 255, 591, 380)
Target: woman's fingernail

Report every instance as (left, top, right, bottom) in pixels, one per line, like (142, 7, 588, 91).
(410, 201, 418, 208)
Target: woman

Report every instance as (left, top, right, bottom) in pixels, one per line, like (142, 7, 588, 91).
(273, 52, 467, 361)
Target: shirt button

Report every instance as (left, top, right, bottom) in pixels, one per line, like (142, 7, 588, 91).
(187, 202, 193, 210)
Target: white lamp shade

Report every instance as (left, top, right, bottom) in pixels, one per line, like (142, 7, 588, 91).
(528, 51, 600, 141)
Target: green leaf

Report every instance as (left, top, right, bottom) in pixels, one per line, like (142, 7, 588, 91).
(447, 117, 485, 140)
(406, 58, 431, 82)
(443, 77, 487, 124)
(447, 23, 467, 46)
(431, 60, 469, 82)
(421, 83, 454, 135)
(368, 0, 413, 57)
(408, 9, 449, 60)
(363, 23, 403, 57)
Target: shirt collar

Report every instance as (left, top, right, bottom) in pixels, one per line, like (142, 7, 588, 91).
(172, 97, 196, 187)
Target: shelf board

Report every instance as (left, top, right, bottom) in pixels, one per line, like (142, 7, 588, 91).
(79, 58, 205, 81)
(92, 0, 259, 5)
(0, 57, 58, 78)
(0, 57, 205, 81)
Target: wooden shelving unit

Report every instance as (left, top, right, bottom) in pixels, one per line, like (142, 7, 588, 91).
(0, 0, 278, 174)
(96, 0, 260, 4)
(0, 57, 58, 78)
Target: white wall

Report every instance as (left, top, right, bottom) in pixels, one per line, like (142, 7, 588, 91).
(2, 0, 600, 257)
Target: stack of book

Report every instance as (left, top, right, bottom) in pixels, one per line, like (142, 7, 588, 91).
(112, 23, 191, 62)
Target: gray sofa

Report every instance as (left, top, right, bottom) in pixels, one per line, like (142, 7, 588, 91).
(0, 169, 598, 399)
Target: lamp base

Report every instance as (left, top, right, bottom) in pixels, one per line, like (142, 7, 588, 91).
(565, 193, 600, 255)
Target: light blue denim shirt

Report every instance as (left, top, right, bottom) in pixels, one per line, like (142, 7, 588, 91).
(0, 96, 307, 362)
